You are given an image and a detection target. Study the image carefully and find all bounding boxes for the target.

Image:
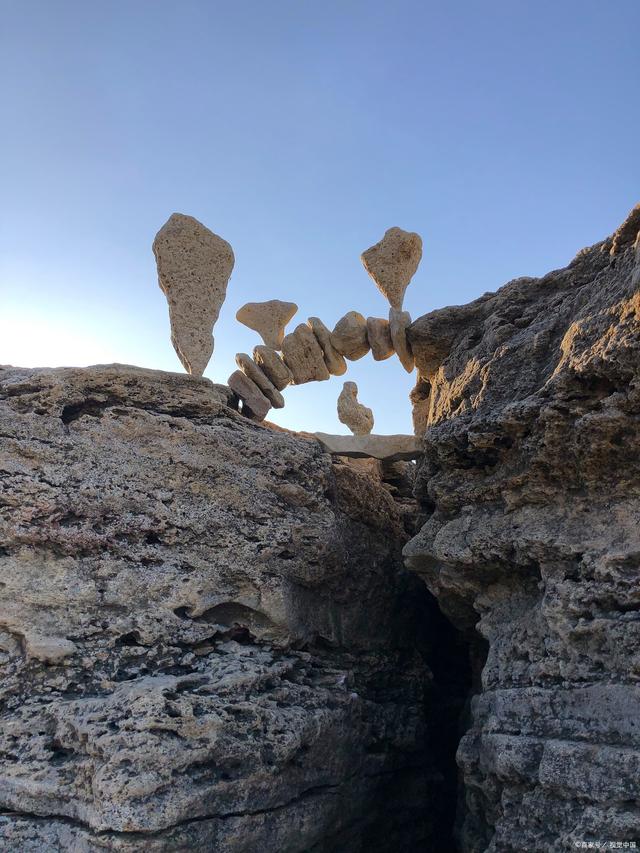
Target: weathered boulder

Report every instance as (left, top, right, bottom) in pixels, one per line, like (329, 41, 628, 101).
(153, 213, 234, 376)
(0, 363, 437, 852)
(307, 316, 347, 375)
(331, 311, 370, 361)
(281, 323, 331, 384)
(337, 381, 374, 435)
(236, 300, 298, 350)
(405, 206, 640, 851)
(361, 227, 422, 310)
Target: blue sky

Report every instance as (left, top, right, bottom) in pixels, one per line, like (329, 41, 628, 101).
(1, 0, 638, 434)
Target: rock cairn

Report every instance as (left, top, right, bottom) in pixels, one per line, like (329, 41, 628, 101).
(337, 381, 374, 435)
(152, 214, 422, 422)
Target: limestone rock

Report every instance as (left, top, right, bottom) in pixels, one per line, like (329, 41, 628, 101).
(228, 369, 271, 420)
(366, 317, 394, 361)
(252, 345, 293, 391)
(153, 213, 234, 376)
(405, 205, 640, 852)
(337, 381, 374, 436)
(235, 353, 285, 408)
(307, 316, 347, 375)
(313, 432, 421, 462)
(389, 308, 415, 372)
(331, 311, 370, 360)
(236, 300, 298, 350)
(281, 323, 331, 384)
(361, 227, 422, 310)
(0, 363, 436, 851)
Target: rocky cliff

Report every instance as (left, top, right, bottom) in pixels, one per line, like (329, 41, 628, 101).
(0, 365, 442, 851)
(406, 205, 640, 851)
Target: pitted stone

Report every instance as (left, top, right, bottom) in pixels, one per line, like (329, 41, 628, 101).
(281, 324, 331, 384)
(236, 300, 298, 350)
(361, 227, 422, 310)
(307, 317, 347, 376)
(331, 312, 370, 361)
(337, 381, 374, 436)
(253, 346, 293, 391)
(235, 353, 285, 408)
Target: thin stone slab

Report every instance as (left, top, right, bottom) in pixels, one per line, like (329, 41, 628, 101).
(331, 311, 370, 360)
(228, 370, 271, 421)
(153, 213, 235, 376)
(253, 345, 293, 391)
(307, 317, 347, 376)
(361, 227, 422, 311)
(236, 300, 298, 350)
(366, 317, 394, 361)
(235, 353, 285, 408)
(312, 433, 422, 462)
(281, 324, 330, 384)
(389, 308, 415, 373)
(337, 381, 374, 436)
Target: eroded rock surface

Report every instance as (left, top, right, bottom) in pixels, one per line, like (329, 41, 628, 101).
(361, 227, 422, 310)
(405, 208, 640, 851)
(337, 381, 374, 436)
(0, 363, 438, 852)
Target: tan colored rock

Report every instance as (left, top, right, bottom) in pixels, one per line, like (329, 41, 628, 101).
(307, 317, 347, 376)
(361, 227, 422, 310)
(331, 311, 370, 360)
(236, 300, 298, 350)
(228, 370, 271, 421)
(366, 317, 394, 361)
(153, 213, 235, 376)
(313, 432, 422, 462)
(337, 381, 374, 436)
(235, 353, 285, 408)
(281, 324, 330, 384)
(389, 308, 415, 372)
(253, 345, 293, 391)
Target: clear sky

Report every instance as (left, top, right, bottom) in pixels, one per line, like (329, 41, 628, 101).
(1, 1, 638, 434)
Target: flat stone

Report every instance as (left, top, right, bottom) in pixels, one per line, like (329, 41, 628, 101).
(236, 300, 298, 350)
(331, 311, 370, 360)
(253, 345, 293, 391)
(23, 634, 77, 664)
(366, 317, 394, 361)
(281, 324, 330, 384)
(307, 317, 347, 375)
(389, 308, 415, 372)
(313, 433, 422, 462)
(153, 213, 234, 376)
(235, 353, 285, 408)
(228, 370, 271, 421)
(337, 381, 374, 436)
(361, 227, 422, 310)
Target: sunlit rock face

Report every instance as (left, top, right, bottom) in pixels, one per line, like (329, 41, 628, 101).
(0, 363, 437, 852)
(406, 206, 640, 851)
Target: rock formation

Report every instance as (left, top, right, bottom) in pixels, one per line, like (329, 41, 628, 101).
(361, 226, 422, 310)
(337, 381, 374, 435)
(235, 352, 285, 408)
(236, 299, 298, 350)
(228, 368, 271, 420)
(153, 213, 235, 376)
(0, 363, 441, 852)
(405, 204, 640, 851)
(331, 311, 370, 360)
(281, 323, 331, 384)
(307, 316, 347, 375)
(312, 432, 422, 462)
(366, 317, 394, 361)
(253, 345, 293, 390)
(389, 308, 415, 372)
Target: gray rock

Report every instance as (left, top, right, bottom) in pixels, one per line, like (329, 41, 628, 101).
(313, 432, 421, 462)
(235, 353, 285, 408)
(153, 213, 234, 376)
(228, 369, 271, 420)
(331, 311, 370, 360)
(281, 323, 331, 383)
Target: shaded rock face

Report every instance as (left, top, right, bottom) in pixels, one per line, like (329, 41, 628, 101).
(0, 364, 443, 852)
(405, 210, 640, 851)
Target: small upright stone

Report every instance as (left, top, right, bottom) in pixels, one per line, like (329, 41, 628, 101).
(331, 311, 370, 360)
(153, 213, 235, 376)
(307, 317, 347, 376)
(228, 370, 271, 421)
(281, 324, 330, 384)
(337, 381, 374, 436)
(361, 227, 422, 310)
(366, 317, 394, 361)
(236, 300, 298, 350)
(235, 353, 285, 408)
(253, 346, 293, 391)
(389, 308, 415, 373)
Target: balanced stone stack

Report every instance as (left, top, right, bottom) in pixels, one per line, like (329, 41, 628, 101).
(337, 381, 374, 435)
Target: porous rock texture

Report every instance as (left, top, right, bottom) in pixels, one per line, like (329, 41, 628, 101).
(405, 206, 640, 851)
(0, 364, 440, 852)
